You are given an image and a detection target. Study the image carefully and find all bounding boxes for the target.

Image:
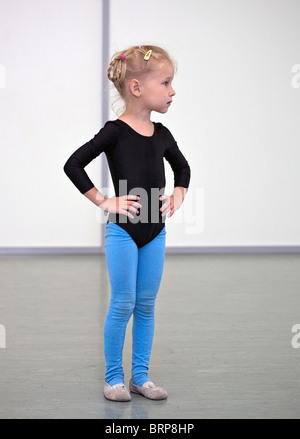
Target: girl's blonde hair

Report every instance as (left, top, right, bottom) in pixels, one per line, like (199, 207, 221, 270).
(107, 45, 176, 98)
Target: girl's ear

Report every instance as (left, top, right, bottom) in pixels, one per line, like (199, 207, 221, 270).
(129, 79, 142, 97)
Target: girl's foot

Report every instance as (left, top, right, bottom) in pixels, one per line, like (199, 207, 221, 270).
(104, 382, 131, 402)
(129, 380, 168, 400)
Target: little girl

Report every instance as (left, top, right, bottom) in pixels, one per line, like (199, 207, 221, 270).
(64, 45, 191, 402)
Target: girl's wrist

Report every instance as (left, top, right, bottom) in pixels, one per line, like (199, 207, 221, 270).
(173, 187, 186, 203)
(98, 195, 108, 210)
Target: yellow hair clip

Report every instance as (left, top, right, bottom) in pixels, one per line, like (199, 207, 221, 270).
(144, 50, 152, 61)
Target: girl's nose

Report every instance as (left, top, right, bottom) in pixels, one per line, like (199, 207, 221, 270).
(170, 87, 176, 96)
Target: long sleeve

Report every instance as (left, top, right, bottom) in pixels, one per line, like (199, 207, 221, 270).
(163, 129, 191, 189)
(63, 121, 119, 194)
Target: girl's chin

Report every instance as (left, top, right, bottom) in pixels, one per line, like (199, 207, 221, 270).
(155, 108, 169, 114)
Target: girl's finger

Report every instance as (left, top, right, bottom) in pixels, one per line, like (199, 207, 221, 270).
(160, 201, 170, 213)
(159, 195, 168, 201)
(126, 201, 142, 209)
(120, 208, 134, 219)
(128, 205, 140, 215)
(126, 195, 140, 201)
(161, 205, 171, 217)
(168, 207, 175, 218)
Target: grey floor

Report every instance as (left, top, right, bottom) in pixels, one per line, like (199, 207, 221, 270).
(0, 253, 300, 419)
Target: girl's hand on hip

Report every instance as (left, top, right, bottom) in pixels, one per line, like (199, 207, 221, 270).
(100, 195, 141, 219)
(159, 187, 186, 218)
(159, 194, 174, 218)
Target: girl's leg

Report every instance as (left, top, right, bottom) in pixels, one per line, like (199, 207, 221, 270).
(131, 227, 166, 386)
(104, 223, 138, 386)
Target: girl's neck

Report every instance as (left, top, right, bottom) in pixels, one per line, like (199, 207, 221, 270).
(118, 109, 154, 137)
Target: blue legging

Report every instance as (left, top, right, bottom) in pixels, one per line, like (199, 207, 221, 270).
(104, 222, 166, 387)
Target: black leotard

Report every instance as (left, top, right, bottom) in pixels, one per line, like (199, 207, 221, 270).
(64, 119, 191, 248)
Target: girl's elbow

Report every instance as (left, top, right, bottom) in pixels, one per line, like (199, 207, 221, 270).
(63, 161, 70, 177)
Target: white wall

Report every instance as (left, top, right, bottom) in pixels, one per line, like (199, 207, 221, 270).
(0, 0, 102, 248)
(1, 0, 300, 250)
(109, 0, 300, 247)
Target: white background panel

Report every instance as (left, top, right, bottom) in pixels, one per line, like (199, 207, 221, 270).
(109, 0, 300, 247)
(0, 0, 102, 247)
(1, 0, 300, 249)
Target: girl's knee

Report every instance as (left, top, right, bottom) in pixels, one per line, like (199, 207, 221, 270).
(134, 296, 156, 317)
(109, 294, 135, 319)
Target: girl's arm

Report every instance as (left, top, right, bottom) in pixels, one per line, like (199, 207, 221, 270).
(84, 187, 107, 207)
(64, 122, 119, 195)
(64, 123, 140, 218)
(162, 129, 191, 218)
(162, 130, 191, 218)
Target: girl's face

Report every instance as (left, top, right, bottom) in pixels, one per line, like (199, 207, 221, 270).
(140, 61, 176, 113)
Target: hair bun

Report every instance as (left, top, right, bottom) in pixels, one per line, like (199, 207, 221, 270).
(107, 58, 122, 83)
